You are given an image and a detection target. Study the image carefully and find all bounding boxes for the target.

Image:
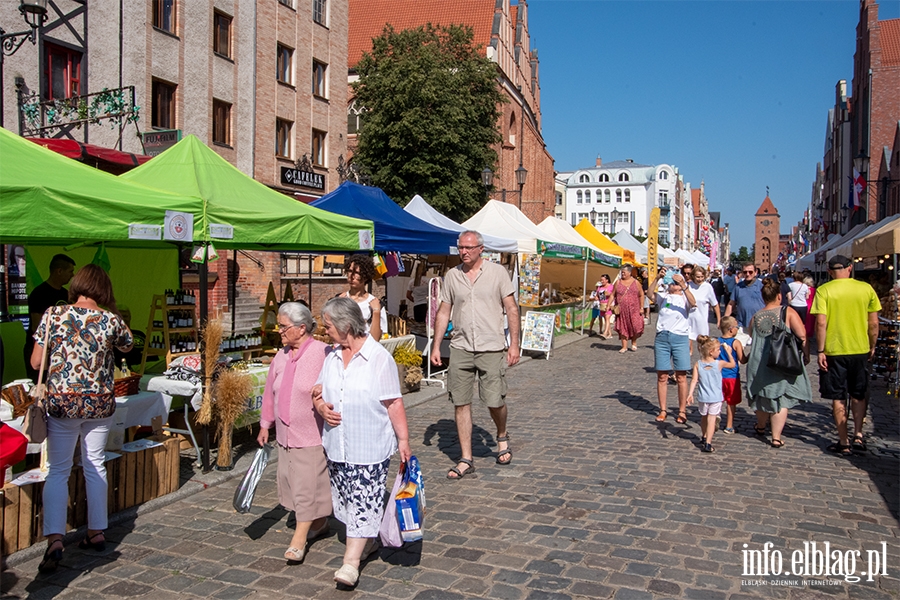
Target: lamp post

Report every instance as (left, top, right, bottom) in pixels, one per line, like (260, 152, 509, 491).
(1, 0, 48, 128)
(481, 165, 528, 210)
(590, 207, 597, 227)
(638, 226, 644, 237)
(610, 207, 620, 236)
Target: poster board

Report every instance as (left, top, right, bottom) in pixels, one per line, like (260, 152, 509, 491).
(521, 311, 555, 357)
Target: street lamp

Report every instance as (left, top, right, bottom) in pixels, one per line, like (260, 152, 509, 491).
(481, 165, 528, 209)
(610, 207, 620, 235)
(852, 151, 900, 222)
(590, 207, 597, 227)
(638, 226, 644, 237)
(1, 0, 47, 125)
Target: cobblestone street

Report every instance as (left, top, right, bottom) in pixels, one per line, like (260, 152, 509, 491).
(3, 332, 898, 599)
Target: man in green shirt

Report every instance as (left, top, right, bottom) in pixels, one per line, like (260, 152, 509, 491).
(810, 255, 881, 456)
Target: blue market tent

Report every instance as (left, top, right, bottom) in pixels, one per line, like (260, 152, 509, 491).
(312, 182, 459, 254)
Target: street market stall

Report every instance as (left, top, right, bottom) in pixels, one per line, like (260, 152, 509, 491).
(574, 219, 636, 265)
(404, 194, 518, 253)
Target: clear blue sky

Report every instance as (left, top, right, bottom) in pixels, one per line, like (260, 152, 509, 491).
(528, 0, 899, 251)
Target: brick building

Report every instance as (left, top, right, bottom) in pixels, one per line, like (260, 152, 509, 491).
(754, 196, 780, 272)
(850, 0, 900, 224)
(346, 0, 556, 223)
(1, 0, 352, 330)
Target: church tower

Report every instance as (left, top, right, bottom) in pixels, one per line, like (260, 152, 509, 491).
(754, 195, 780, 272)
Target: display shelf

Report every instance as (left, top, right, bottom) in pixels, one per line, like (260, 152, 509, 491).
(138, 294, 199, 375)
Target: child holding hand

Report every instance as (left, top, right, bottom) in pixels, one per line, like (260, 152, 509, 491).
(687, 335, 736, 453)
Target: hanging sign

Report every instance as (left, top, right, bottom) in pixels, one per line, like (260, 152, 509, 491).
(209, 223, 234, 239)
(280, 167, 325, 190)
(358, 230, 373, 250)
(128, 224, 162, 240)
(537, 240, 586, 260)
(164, 211, 194, 242)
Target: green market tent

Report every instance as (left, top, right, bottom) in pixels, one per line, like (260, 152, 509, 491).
(121, 135, 374, 251)
(0, 126, 202, 248)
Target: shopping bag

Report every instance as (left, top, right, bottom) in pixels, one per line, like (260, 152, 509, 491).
(233, 444, 272, 513)
(379, 466, 404, 548)
(395, 455, 425, 542)
(22, 399, 47, 444)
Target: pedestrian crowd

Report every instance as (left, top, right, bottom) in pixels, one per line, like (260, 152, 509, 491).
(21, 233, 883, 590)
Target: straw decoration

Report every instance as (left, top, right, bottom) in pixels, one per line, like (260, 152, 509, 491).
(213, 369, 252, 467)
(196, 318, 224, 426)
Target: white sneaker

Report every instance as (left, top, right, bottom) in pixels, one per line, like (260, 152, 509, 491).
(334, 563, 359, 587)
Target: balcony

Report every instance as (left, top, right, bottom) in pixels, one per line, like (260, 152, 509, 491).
(18, 86, 140, 137)
(658, 198, 670, 212)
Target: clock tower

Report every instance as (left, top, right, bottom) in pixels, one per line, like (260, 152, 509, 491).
(754, 195, 780, 273)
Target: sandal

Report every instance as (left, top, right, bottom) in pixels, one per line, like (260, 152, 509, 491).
(770, 439, 785, 449)
(675, 413, 687, 425)
(38, 539, 63, 574)
(852, 434, 867, 452)
(754, 425, 767, 436)
(496, 435, 512, 465)
(284, 546, 305, 562)
(78, 532, 105, 552)
(447, 458, 475, 479)
(655, 411, 667, 422)
(826, 443, 852, 456)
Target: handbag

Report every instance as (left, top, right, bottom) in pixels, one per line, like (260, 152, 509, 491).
(612, 305, 620, 315)
(233, 443, 272, 513)
(24, 313, 51, 443)
(767, 306, 805, 376)
(379, 463, 405, 548)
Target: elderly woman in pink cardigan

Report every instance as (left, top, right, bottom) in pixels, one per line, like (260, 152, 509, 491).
(258, 302, 332, 563)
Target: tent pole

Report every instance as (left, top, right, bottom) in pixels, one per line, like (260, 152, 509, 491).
(199, 248, 211, 473)
(581, 257, 587, 335)
(308, 255, 313, 307)
(230, 250, 236, 334)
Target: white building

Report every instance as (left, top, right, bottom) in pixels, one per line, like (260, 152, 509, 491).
(563, 157, 677, 241)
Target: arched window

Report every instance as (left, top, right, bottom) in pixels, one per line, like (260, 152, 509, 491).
(604, 190, 611, 203)
(618, 172, 629, 182)
(584, 190, 591, 203)
(579, 174, 589, 183)
(599, 173, 610, 182)
(659, 170, 668, 180)
(595, 189, 601, 203)
(624, 190, 631, 203)
(576, 191, 583, 204)
(616, 189, 622, 203)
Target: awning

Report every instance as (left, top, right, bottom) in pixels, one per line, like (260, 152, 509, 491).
(28, 137, 151, 169)
(853, 215, 900, 258)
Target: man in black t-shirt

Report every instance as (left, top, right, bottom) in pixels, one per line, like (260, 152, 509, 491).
(26, 254, 75, 378)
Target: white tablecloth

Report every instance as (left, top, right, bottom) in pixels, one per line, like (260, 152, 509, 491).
(380, 334, 416, 355)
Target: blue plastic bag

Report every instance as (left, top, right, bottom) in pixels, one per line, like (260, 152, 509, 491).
(395, 456, 425, 542)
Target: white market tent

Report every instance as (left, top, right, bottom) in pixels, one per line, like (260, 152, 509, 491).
(463, 199, 570, 253)
(796, 223, 867, 271)
(675, 249, 696, 264)
(830, 214, 900, 260)
(691, 250, 711, 267)
(612, 230, 651, 263)
(537, 217, 618, 264)
(404, 194, 518, 253)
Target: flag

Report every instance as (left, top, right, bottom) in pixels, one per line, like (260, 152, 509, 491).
(850, 169, 866, 211)
(91, 243, 111, 272)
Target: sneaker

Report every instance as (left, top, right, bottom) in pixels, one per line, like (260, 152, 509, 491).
(723, 427, 735, 434)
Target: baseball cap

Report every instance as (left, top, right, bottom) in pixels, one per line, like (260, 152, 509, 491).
(828, 255, 852, 270)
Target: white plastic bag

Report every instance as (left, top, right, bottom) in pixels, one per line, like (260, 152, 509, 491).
(233, 444, 272, 513)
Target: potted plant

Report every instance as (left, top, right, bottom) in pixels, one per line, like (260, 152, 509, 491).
(392, 342, 423, 394)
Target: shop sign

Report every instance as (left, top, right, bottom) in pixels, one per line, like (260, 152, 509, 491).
(209, 223, 234, 239)
(589, 249, 621, 268)
(128, 224, 162, 240)
(537, 239, 585, 260)
(164, 211, 194, 242)
(281, 167, 325, 190)
(142, 129, 182, 157)
(863, 257, 879, 270)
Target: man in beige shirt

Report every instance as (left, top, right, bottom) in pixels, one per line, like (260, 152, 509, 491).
(431, 231, 520, 479)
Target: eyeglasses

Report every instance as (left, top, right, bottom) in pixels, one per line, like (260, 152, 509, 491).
(458, 245, 483, 251)
(743, 270, 755, 275)
(277, 323, 296, 335)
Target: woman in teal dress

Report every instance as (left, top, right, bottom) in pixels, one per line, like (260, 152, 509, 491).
(746, 278, 811, 448)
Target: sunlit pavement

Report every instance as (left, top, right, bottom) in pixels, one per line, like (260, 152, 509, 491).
(3, 322, 898, 599)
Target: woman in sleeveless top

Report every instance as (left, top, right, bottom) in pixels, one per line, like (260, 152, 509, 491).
(746, 278, 811, 448)
(341, 255, 386, 340)
(611, 265, 645, 353)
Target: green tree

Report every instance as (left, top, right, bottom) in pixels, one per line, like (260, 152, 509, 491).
(730, 245, 754, 264)
(352, 24, 504, 221)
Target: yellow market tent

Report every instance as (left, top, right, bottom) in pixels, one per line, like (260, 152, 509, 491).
(574, 219, 637, 265)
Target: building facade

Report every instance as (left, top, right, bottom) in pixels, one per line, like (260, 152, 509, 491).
(850, 0, 900, 224)
(346, 0, 556, 223)
(562, 158, 677, 241)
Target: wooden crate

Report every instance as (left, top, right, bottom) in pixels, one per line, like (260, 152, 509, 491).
(1, 436, 181, 557)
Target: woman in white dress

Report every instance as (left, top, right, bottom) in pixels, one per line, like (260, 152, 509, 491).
(786, 271, 811, 323)
(341, 255, 387, 340)
(687, 266, 721, 354)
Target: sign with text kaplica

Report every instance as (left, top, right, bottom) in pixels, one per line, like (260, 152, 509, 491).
(647, 207, 660, 283)
(537, 240, 586, 260)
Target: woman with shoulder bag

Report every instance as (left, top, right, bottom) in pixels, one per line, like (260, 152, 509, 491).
(745, 278, 811, 449)
(30, 265, 133, 573)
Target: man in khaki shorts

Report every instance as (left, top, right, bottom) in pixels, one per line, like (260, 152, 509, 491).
(431, 231, 520, 479)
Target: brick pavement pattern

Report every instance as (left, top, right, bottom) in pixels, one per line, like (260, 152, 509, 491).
(3, 335, 898, 599)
